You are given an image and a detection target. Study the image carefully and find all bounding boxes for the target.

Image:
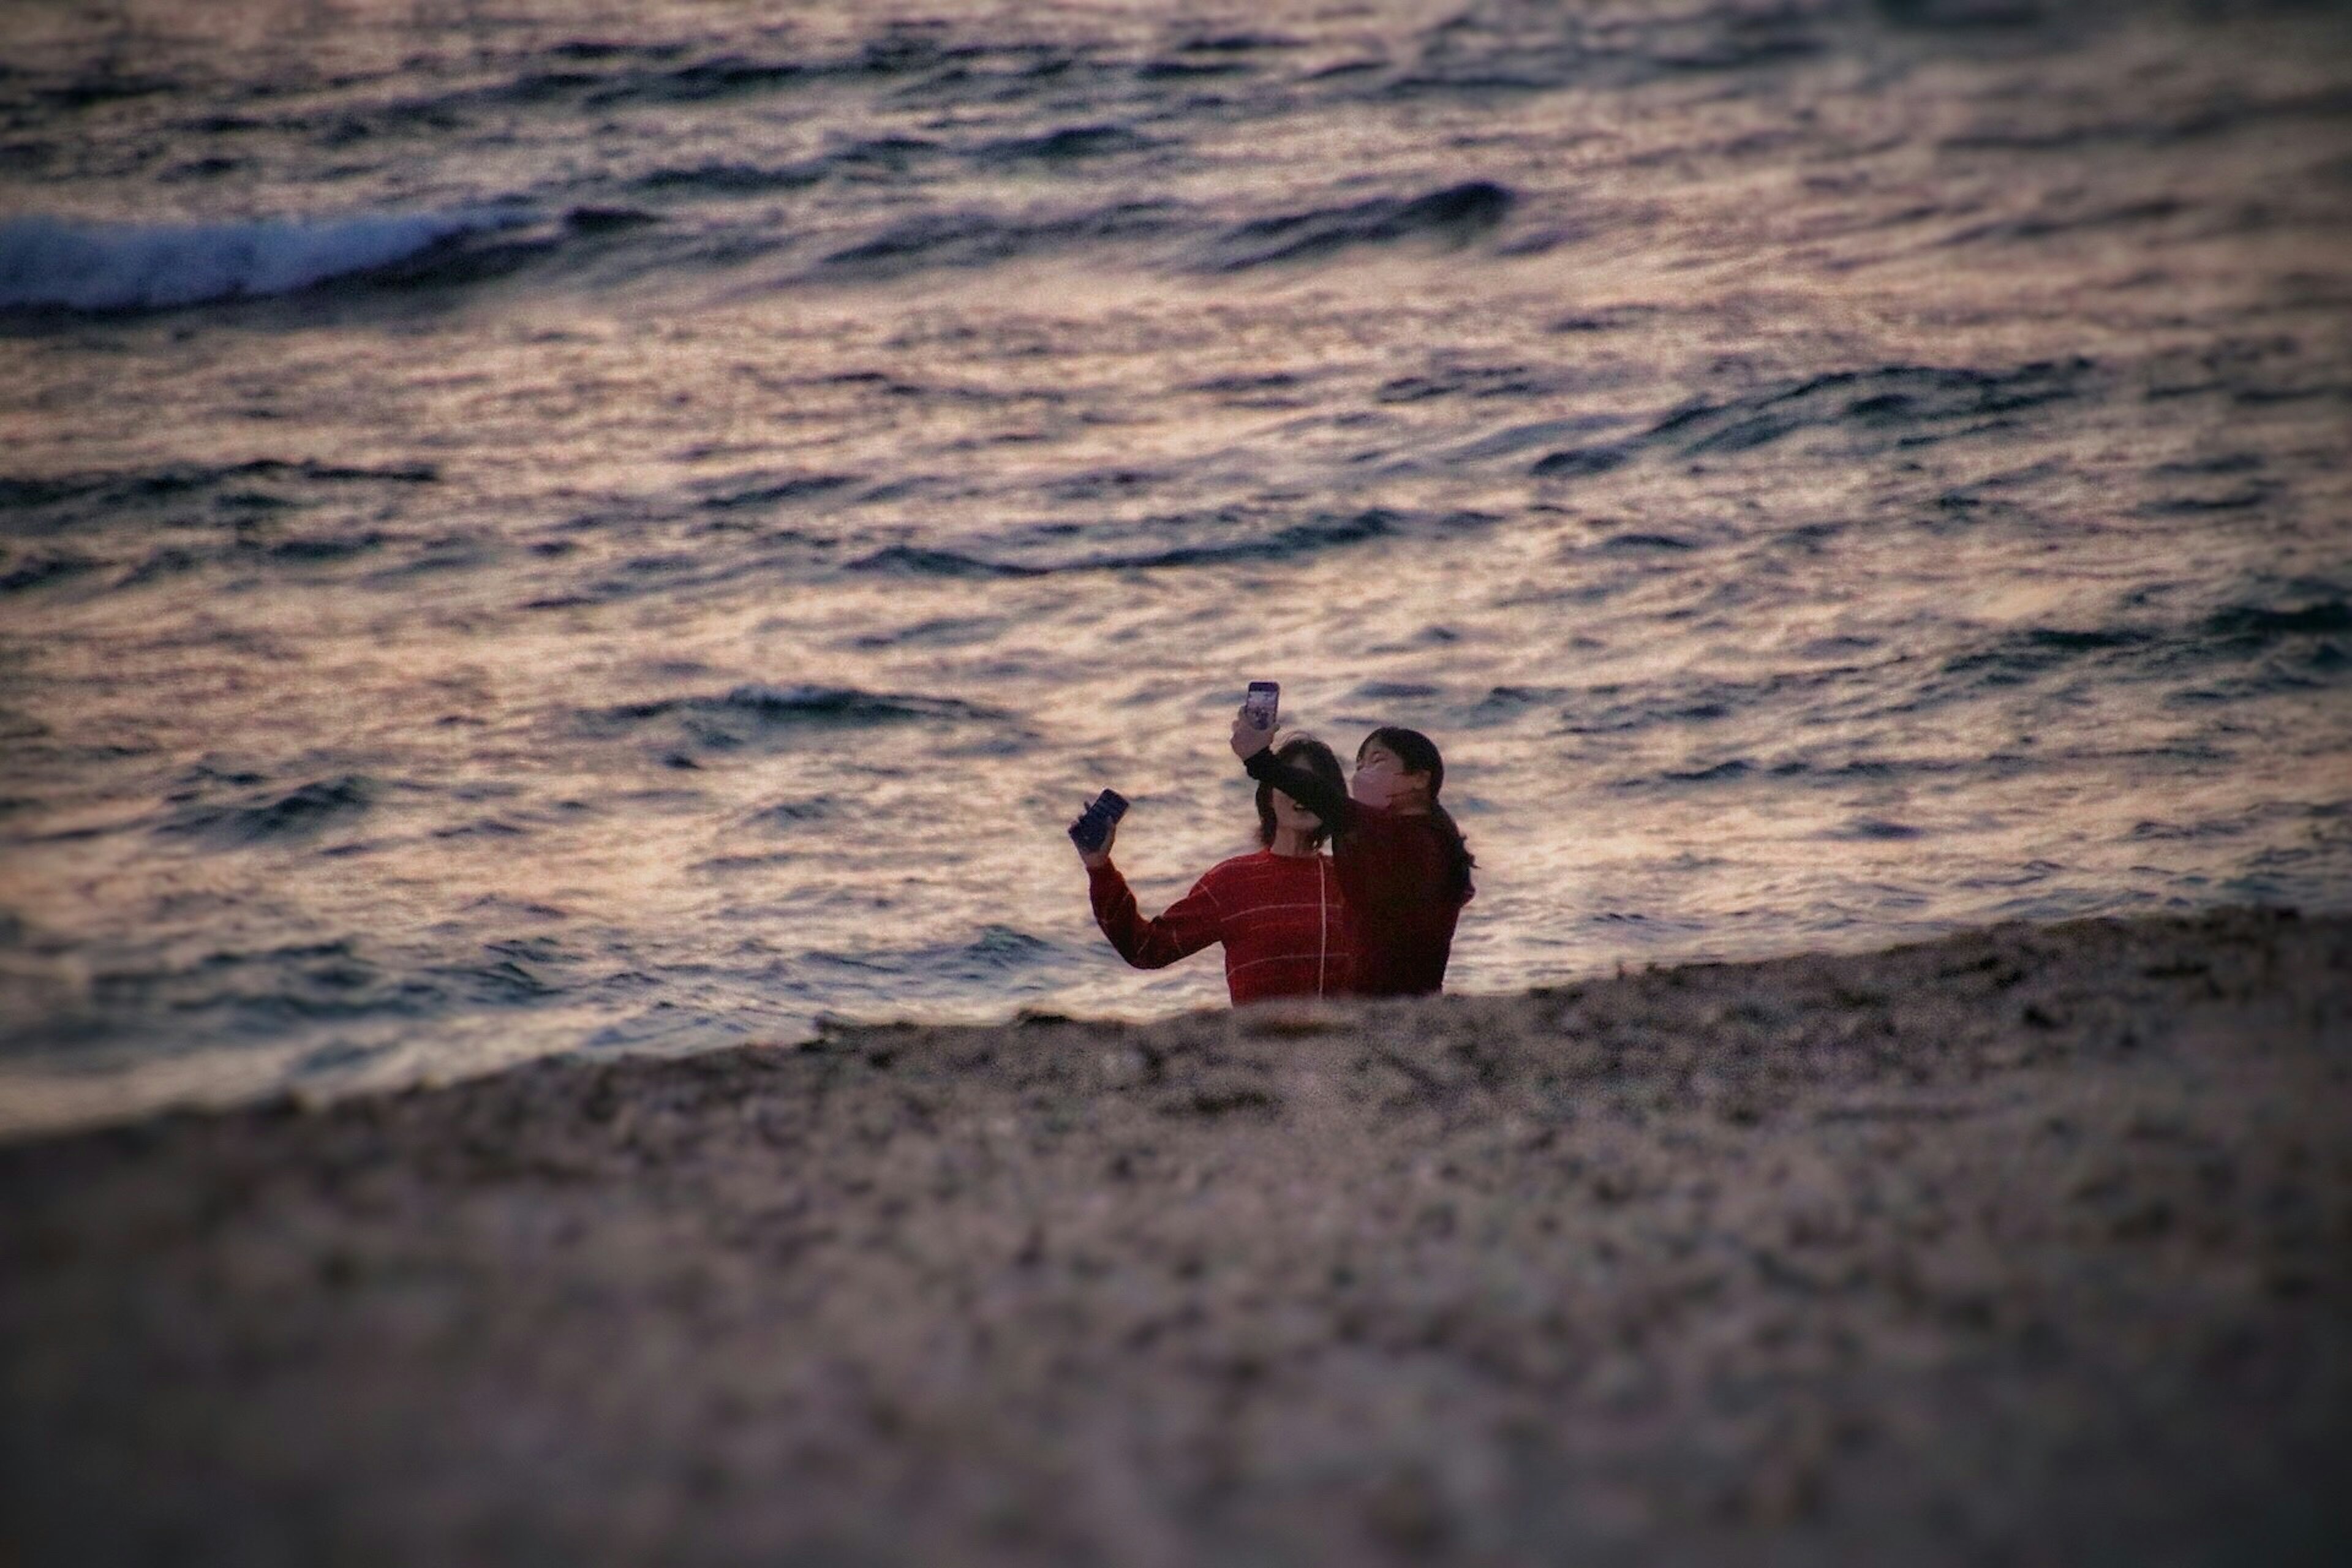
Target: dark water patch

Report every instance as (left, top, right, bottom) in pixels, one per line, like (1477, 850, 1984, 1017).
(591, 684, 1008, 754)
(160, 156, 244, 183)
(746, 796, 838, 830)
(698, 471, 859, 509)
(850, 508, 1491, 578)
(979, 124, 1158, 164)
(432, 818, 530, 841)
(0, 552, 96, 594)
(1599, 531, 1697, 552)
(820, 200, 1180, 276)
(1873, 0, 2045, 29)
(434, 956, 562, 1005)
(827, 135, 945, 175)
(1447, 415, 1632, 466)
(1838, 817, 1926, 841)
(1379, 363, 1548, 403)
(339, 224, 573, 293)
(565, 206, 659, 235)
(1354, 680, 1443, 704)
(2230, 380, 2352, 409)
(1648, 358, 2093, 458)
(548, 39, 687, 62)
(1042, 467, 1164, 502)
(292, 1039, 396, 1077)
(696, 850, 799, 875)
(1204, 181, 1515, 271)
(612, 54, 809, 105)
(845, 545, 1045, 579)
(2137, 486, 2275, 517)
(1137, 57, 1250, 81)
(31, 74, 183, 113)
(0, 458, 436, 517)
(361, 534, 495, 584)
(1940, 625, 2154, 686)
(2150, 452, 2261, 478)
(1186, 371, 1308, 406)
(263, 530, 388, 564)
(157, 775, 375, 848)
(633, 160, 824, 197)
(1659, 759, 1754, 785)
(1179, 31, 1300, 54)
(1531, 445, 1633, 478)
(2203, 601, 2351, 645)
(1548, 305, 1659, 333)
(1461, 685, 1569, 727)
(1101, 508, 1491, 571)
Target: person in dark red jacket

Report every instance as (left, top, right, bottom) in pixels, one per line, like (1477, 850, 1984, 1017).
(1074, 736, 1354, 1005)
(1231, 712, 1473, 997)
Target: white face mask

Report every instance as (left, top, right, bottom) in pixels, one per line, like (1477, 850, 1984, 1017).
(1349, 763, 1393, 809)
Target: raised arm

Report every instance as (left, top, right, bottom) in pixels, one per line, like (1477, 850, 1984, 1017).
(1232, 710, 1354, 834)
(1088, 862, 1225, 970)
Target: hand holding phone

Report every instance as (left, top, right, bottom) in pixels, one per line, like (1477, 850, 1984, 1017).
(1231, 680, 1280, 761)
(1243, 680, 1280, 732)
(1068, 788, 1129, 861)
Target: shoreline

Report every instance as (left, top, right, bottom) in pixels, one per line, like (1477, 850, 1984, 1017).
(4, 908, 2346, 1564)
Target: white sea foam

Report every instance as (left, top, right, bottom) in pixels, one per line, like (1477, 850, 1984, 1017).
(0, 209, 527, 312)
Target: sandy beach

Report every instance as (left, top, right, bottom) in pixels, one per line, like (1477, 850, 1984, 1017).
(2, 908, 2346, 1566)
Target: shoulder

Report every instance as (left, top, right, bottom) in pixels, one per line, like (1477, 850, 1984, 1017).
(1205, 850, 1326, 895)
(1189, 850, 1274, 899)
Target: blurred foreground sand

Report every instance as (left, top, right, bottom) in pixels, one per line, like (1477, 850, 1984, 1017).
(4, 909, 2347, 1566)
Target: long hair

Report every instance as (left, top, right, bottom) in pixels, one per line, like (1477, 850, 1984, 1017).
(1255, 734, 1344, 851)
(1360, 725, 1475, 901)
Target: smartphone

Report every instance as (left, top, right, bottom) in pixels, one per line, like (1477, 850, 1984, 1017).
(1243, 680, 1280, 732)
(1068, 788, 1129, 854)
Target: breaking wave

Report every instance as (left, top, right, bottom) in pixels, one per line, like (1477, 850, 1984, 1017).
(0, 209, 534, 312)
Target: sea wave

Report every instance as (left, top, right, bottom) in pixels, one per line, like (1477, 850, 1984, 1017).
(0, 209, 532, 312)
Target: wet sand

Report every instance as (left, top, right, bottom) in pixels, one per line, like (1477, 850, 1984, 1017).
(3, 908, 2347, 1566)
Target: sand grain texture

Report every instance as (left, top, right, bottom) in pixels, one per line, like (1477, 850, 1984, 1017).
(3, 909, 2348, 1566)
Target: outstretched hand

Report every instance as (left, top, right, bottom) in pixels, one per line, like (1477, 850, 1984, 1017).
(1230, 706, 1273, 761)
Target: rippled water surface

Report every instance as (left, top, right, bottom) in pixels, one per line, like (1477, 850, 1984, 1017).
(3, 0, 2348, 1134)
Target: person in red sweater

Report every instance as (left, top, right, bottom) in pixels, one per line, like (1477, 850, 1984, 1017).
(1231, 712, 1474, 997)
(1074, 735, 1354, 1005)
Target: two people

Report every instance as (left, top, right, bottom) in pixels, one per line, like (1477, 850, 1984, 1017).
(1071, 698, 1474, 1004)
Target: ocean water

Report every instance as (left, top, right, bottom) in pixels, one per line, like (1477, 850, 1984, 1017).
(2, 0, 2348, 1137)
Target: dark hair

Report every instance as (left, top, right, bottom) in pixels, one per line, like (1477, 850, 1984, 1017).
(1359, 725, 1476, 901)
(1255, 734, 1344, 851)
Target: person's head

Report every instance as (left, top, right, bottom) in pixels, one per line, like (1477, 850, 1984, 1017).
(1255, 734, 1344, 851)
(1351, 725, 1443, 813)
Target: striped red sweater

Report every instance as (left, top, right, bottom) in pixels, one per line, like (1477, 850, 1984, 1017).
(1088, 850, 1352, 1004)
